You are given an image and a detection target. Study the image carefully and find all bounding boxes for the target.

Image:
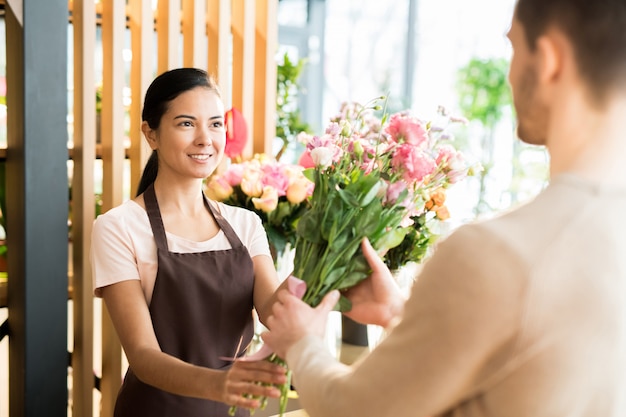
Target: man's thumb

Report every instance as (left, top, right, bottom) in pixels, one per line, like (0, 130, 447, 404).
(318, 290, 340, 313)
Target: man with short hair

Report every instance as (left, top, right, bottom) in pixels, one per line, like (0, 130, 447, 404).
(262, 0, 626, 415)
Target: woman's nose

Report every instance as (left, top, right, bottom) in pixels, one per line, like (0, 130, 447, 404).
(196, 127, 213, 146)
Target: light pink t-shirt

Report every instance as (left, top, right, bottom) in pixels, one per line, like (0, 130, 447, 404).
(90, 199, 271, 304)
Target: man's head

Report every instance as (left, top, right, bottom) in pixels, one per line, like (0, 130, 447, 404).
(515, 0, 626, 105)
(508, 0, 626, 145)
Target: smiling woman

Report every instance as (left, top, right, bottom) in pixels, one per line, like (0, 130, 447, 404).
(90, 68, 288, 417)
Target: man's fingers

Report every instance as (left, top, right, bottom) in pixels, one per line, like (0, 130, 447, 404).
(361, 237, 386, 271)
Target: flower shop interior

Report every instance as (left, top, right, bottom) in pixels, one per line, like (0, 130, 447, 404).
(0, 0, 549, 417)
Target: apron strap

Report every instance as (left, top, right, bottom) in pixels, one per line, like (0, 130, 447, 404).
(203, 193, 246, 250)
(143, 183, 169, 252)
(143, 183, 247, 252)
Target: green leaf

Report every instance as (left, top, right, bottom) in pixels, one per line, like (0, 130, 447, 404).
(296, 210, 325, 244)
(355, 201, 383, 236)
(335, 270, 368, 290)
(337, 295, 352, 312)
(375, 227, 409, 252)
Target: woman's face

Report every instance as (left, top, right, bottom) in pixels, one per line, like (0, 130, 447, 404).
(145, 86, 226, 181)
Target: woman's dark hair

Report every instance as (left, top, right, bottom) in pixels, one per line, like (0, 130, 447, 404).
(136, 68, 221, 196)
(515, 0, 626, 106)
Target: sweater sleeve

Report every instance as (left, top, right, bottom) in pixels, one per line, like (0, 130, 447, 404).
(285, 224, 527, 417)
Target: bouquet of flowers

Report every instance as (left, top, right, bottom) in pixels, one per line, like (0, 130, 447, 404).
(292, 100, 472, 309)
(205, 154, 314, 260)
(234, 99, 474, 417)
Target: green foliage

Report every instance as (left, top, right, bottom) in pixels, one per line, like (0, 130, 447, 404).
(275, 53, 313, 161)
(456, 57, 512, 129)
(383, 213, 437, 271)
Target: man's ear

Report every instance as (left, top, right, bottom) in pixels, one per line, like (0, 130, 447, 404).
(142, 121, 158, 150)
(535, 31, 564, 86)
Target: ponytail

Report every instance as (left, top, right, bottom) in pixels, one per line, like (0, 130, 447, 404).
(136, 150, 159, 197)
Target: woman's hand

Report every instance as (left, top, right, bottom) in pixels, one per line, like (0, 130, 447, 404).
(220, 359, 287, 409)
(342, 238, 406, 328)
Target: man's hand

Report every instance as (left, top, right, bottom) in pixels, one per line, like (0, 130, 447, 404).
(262, 288, 340, 359)
(342, 238, 406, 328)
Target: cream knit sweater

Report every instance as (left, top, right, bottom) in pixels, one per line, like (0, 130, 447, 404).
(286, 174, 626, 417)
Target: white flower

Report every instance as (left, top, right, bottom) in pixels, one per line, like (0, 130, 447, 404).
(310, 147, 334, 168)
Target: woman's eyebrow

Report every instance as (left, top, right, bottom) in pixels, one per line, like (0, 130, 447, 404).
(174, 114, 196, 120)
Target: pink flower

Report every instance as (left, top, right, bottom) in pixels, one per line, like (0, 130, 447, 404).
(261, 164, 289, 196)
(384, 181, 407, 205)
(392, 144, 437, 183)
(436, 144, 468, 184)
(298, 150, 315, 168)
(222, 163, 245, 186)
(385, 113, 428, 147)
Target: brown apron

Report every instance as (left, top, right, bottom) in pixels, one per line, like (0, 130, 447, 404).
(114, 183, 255, 417)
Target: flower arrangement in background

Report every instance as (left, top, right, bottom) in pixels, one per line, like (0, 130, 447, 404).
(205, 154, 314, 260)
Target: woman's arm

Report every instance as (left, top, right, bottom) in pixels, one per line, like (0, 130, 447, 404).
(251, 254, 288, 326)
(101, 280, 286, 409)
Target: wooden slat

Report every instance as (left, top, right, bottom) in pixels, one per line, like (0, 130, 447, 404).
(157, 0, 182, 73)
(253, 0, 278, 156)
(206, 0, 231, 94)
(70, 0, 96, 415)
(128, 0, 153, 198)
(182, 0, 206, 68)
(232, 0, 255, 158)
(100, 0, 126, 415)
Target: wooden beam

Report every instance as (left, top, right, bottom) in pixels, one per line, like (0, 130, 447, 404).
(128, 0, 153, 198)
(182, 0, 206, 68)
(231, 0, 255, 158)
(157, 0, 181, 73)
(70, 0, 96, 415)
(206, 0, 231, 98)
(253, 0, 278, 156)
(100, 0, 126, 415)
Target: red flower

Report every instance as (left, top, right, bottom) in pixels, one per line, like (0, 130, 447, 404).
(224, 107, 248, 159)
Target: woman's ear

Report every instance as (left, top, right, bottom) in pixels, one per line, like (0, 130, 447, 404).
(142, 121, 158, 150)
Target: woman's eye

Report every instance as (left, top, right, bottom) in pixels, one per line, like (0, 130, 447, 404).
(179, 120, 193, 127)
(212, 121, 224, 128)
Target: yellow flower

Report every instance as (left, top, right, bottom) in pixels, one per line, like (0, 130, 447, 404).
(240, 169, 263, 197)
(252, 186, 279, 212)
(286, 177, 310, 204)
(205, 177, 233, 201)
